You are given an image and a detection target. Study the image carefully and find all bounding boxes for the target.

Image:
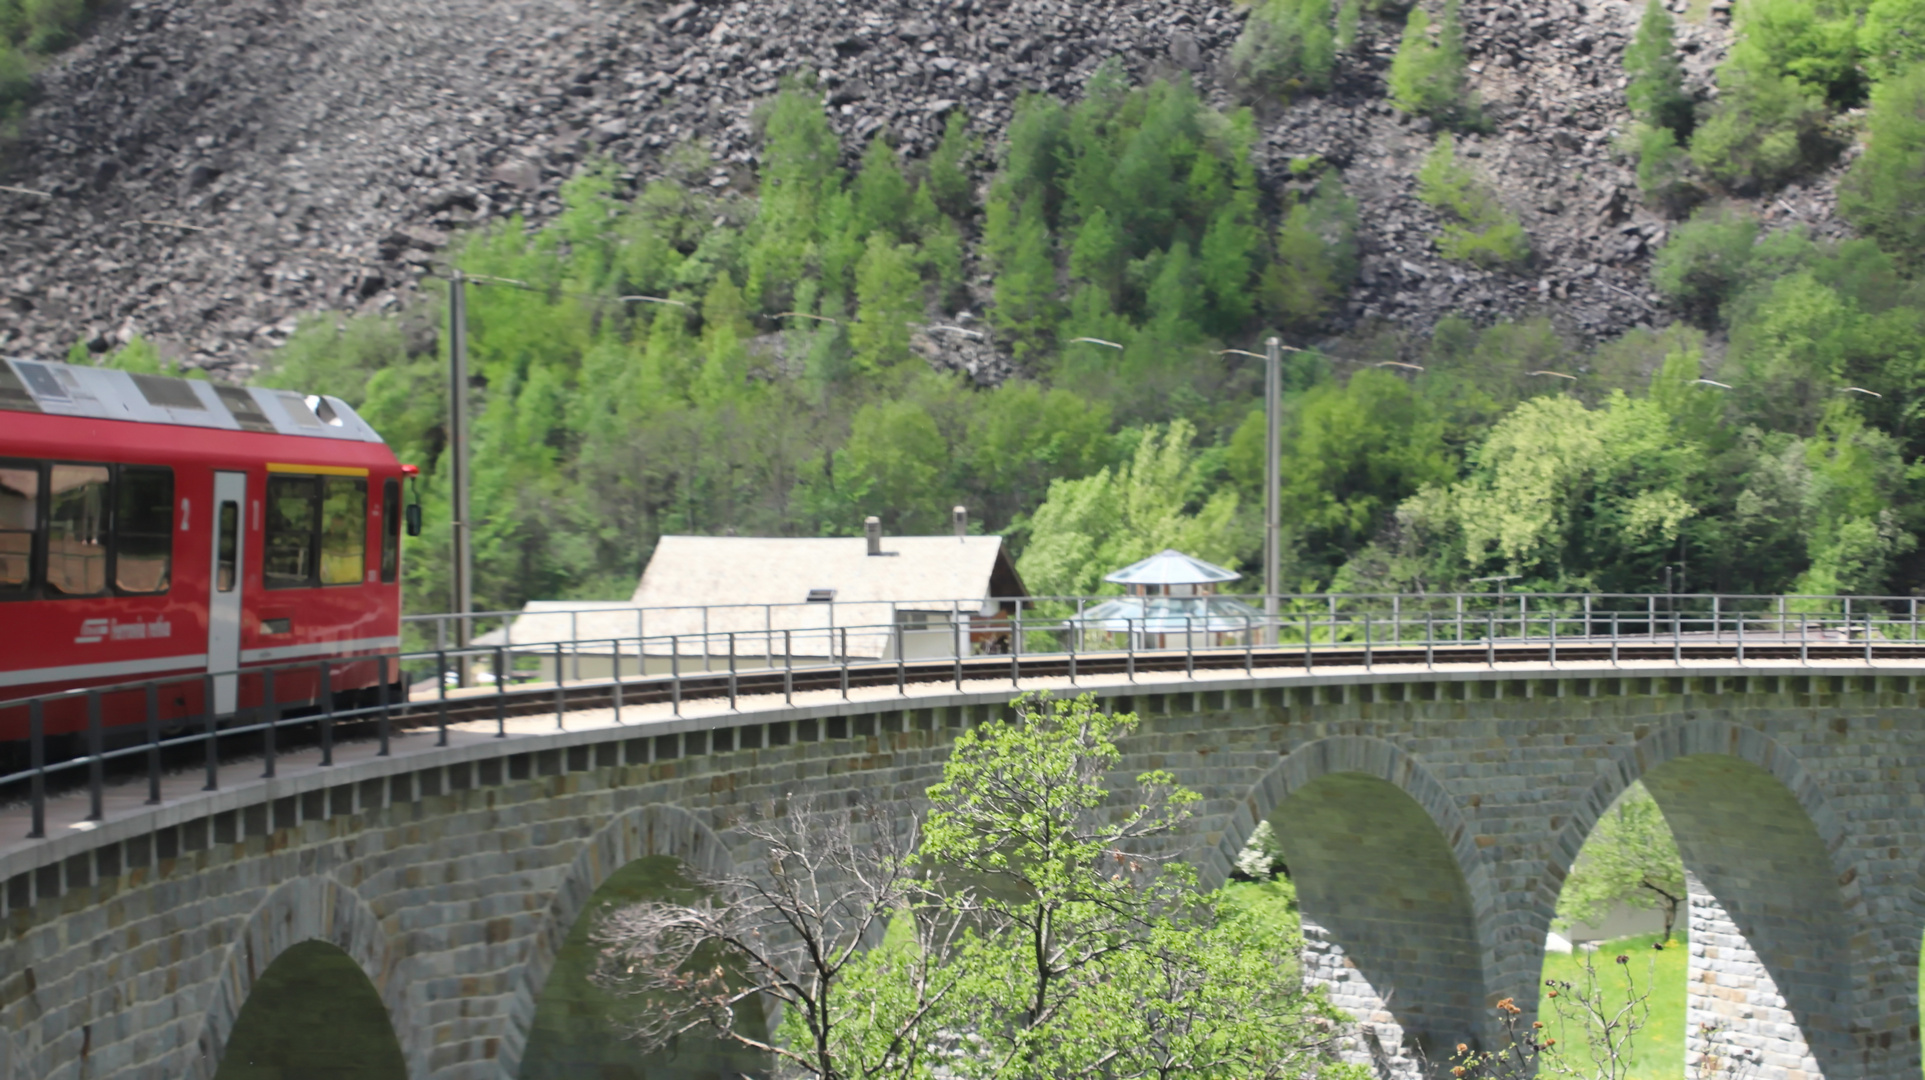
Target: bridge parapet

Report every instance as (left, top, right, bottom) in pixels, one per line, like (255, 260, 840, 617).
(1, 659, 1920, 1080)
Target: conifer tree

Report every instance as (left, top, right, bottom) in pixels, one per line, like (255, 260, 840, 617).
(745, 86, 842, 311)
(851, 234, 922, 374)
(1625, 0, 1694, 137)
(926, 110, 979, 220)
(1264, 171, 1358, 329)
(986, 194, 1059, 358)
(693, 275, 753, 406)
(1388, 0, 1471, 125)
(853, 134, 911, 240)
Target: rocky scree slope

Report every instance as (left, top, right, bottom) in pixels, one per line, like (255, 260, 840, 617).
(0, 0, 1836, 375)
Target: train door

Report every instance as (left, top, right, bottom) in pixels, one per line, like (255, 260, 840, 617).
(208, 471, 246, 714)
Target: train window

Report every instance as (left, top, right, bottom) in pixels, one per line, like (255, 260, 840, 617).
(46, 464, 110, 596)
(319, 476, 366, 585)
(0, 461, 37, 594)
(263, 475, 320, 588)
(380, 479, 400, 584)
(216, 501, 239, 592)
(114, 467, 174, 594)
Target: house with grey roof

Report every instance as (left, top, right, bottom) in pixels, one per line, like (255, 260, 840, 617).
(472, 518, 1026, 680)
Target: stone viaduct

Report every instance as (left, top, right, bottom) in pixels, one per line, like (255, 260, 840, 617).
(2, 660, 1923, 1079)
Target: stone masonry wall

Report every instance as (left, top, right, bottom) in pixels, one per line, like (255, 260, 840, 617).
(0, 666, 1920, 1080)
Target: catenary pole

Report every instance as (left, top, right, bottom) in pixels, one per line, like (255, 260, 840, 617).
(449, 270, 474, 683)
(1265, 336, 1281, 644)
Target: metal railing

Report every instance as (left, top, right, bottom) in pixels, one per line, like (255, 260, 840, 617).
(6, 591, 1924, 845)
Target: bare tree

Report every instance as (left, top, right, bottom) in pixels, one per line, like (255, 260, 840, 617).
(590, 794, 969, 1080)
(1448, 952, 1656, 1080)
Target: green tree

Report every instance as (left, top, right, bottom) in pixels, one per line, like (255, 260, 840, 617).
(1689, 56, 1830, 192)
(1736, 0, 1863, 107)
(922, 692, 1360, 1080)
(854, 135, 913, 240)
(1017, 419, 1240, 596)
(1229, 0, 1337, 97)
(966, 382, 1114, 530)
(1556, 782, 1686, 941)
(1861, 0, 1925, 83)
(985, 193, 1060, 358)
(693, 274, 753, 407)
(851, 233, 923, 374)
(1263, 171, 1359, 329)
(1839, 65, 1925, 271)
(1388, 0, 1471, 125)
(1417, 134, 1530, 269)
(1627, 122, 1697, 209)
(747, 85, 844, 311)
(1407, 393, 1702, 589)
(1650, 203, 1767, 325)
(1231, 369, 1456, 579)
(1625, 0, 1694, 137)
(835, 397, 953, 535)
(927, 110, 980, 220)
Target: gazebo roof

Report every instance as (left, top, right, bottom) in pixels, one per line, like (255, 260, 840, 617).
(1103, 549, 1242, 587)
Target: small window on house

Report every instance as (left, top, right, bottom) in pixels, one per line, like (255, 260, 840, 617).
(806, 588, 837, 602)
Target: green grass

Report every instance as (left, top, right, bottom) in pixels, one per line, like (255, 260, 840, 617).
(213, 940, 407, 1080)
(1538, 932, 1688, 1080)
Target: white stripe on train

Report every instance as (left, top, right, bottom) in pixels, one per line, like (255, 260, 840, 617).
(0, 636, 401, 690)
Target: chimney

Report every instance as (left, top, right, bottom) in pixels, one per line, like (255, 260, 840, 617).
(953, 505, 968, 539)
(865, 516, 882, 556)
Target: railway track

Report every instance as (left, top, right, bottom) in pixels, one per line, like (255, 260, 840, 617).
(388, 638, 1925, 732)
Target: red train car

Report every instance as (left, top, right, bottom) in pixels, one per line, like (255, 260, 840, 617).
(0, 357, 413, 744)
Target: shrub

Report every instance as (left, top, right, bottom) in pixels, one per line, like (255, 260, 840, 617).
(1416, 134, 1529, 269)
(1738, 0, 1863, 107)
(1388, 0, 1471, 125)
(1861, 0, 1925, 84)
(1263, 171, 1358, 328)
(1628, 122, 1698, 211)
(1651, 203, 1762, 324)
(1689, 63, 1830, 192)
(1229, 0, 1336, 96)
(0, 39, 33, 120)
(1839, 65, 1925, 271)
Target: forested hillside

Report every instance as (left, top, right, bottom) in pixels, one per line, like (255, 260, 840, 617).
(20, 0, 1925, 614)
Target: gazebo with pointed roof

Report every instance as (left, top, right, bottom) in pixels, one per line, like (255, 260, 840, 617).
(1070, 549, 1263, 644)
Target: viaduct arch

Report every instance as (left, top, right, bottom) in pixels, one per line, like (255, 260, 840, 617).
(0, 664, 1920, 1079)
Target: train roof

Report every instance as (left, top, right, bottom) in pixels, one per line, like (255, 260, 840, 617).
(0, 358, 385, 444)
